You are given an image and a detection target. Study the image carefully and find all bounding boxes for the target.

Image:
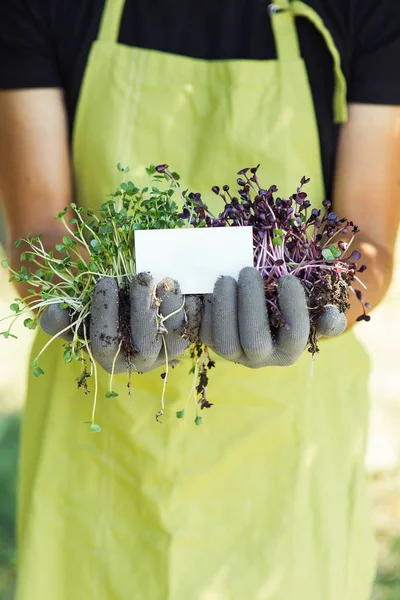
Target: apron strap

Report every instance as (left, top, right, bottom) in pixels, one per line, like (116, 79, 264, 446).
(269, 1, 302, 62)
(98, 0, 126, 43)
(269, 1, 348, 124)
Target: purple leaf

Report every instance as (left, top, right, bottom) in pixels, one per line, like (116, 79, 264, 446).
(350, 250, 361, 261)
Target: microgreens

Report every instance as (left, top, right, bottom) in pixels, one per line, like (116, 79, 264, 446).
(167, 164, 369, 353)
(1, 163, 369, 430)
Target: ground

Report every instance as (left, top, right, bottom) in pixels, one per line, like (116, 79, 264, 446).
(0, 236, 399, 600)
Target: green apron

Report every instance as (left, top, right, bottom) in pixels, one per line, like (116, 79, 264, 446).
(17, 1, 376, 598)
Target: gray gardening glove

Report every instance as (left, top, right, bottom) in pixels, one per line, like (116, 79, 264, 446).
(200, 267, 347, 368)
(40, 273, 202, 374)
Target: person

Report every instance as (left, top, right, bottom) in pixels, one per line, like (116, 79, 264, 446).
(0, 1, 400, 598)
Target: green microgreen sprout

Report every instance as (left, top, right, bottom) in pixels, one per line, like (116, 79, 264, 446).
(1, 164, 211, 430)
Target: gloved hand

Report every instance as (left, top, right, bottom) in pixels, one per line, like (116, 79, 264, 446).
(40, 273, 202, 374)
(200, 267, 347, 368)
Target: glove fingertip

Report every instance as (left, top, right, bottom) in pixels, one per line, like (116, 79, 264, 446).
(40, 305, 72, 339)
(157, 277, 179, 299)
(238, 266, 264, 287)
(316, 304, 347, 337)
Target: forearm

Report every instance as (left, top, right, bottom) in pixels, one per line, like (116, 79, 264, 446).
(345, 235, 394, 329)
(0, 89, 74, 303)
(332, 105, 400, 330)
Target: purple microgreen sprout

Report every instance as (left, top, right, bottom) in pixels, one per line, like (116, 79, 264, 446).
(172, 164, 369, 352)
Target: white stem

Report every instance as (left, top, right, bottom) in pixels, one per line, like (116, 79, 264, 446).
(159, 297, 186, 329)
(160, 334, 169, 418)
(33, 319, 78, 362)
(109, 340, 123, 392)
(83, 323, 99, 425)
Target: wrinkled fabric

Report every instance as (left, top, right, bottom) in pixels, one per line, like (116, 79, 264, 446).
(17, 1, 376, 599)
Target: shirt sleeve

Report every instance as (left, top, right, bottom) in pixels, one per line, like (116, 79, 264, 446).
(348, 0, 400, 105)
(0, 0, 61, 89)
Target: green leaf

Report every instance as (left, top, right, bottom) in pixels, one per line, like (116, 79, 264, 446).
(171, 171, 180, 181)
(24, 318, 37, 330)
(30, 360, 39, 369)
(55, 208, 68, 219)
(274, 228, 284, 236)
(63, 349, 73, 363)
(77, 260, 87, 272)
(55, 244, 66, 253)
(10, 303, 20, 313)
(99, 224, 113, 234)
(0, 331, 18, 340)
(145, 164, 156, 176)
(272, 237, 282, 246)
(176, 410, 185, 419)
(32, 367, 44, 378)
(1, 259, 9, 268)
(329, 244, 341, 258)
(62, 235, 73, 247)
(90, 423, 102, 433)
(117, 162, 123, 171)
(194, 415, 202, 426)
(14, 238, 22, 248)
(88, 261, 99, 272)
(105, 391, 119, 399)
(321, 248, 335, 261)
(90, 239, 101, 252)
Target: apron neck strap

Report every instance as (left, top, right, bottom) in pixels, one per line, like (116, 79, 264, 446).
(271, 1, 348, 124)
(269, 1, 301, 62)
(98, 0, 125, 43)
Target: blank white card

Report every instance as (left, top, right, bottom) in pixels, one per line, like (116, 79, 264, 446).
(134, 226, 253, 294)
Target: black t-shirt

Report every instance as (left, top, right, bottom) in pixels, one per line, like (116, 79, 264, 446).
(1, 0, 400, 198)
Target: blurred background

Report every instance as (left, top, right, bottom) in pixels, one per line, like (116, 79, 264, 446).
(0, 210, 399, 599)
